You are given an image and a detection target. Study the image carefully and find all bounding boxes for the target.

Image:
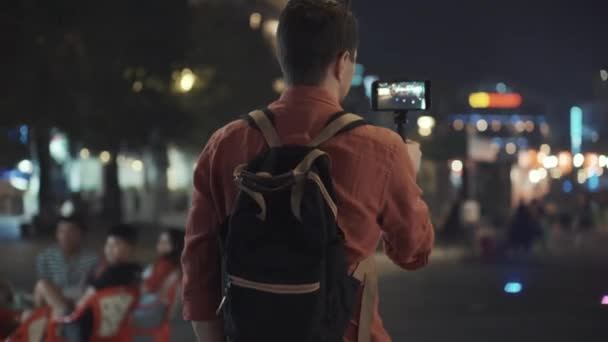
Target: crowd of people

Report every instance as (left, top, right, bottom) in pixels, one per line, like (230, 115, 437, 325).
(438, 193, 607, 257)
(0, 215, 184, 340)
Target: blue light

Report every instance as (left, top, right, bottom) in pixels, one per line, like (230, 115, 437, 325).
(496, 82, 507, 93)
(355, 64, 365, 76)
(588, 175, 600, 191)
(504, 282, 522, 294)
(363, 75, 379, 98)
(563, 180, 573, 193)
(351, 64, 365, 87)
(570, 106, 583, 154)
(19, 125, 28, 144)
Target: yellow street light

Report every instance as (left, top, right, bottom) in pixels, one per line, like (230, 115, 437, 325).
(273, 78, 286, 94)
(131, 160, 144, 172)
(250, 13, 262, 30)
(100, 151, 112, 164)
(177, 68, 196, 93)
(476, 119, 488, 132)
(80, 148, 90, 159)
(417, 116, 436, 130)
(506, 143, 517, 155)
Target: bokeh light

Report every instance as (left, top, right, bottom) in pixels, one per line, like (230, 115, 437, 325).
(504, 282, 522, 294)
(250, 12, 262, 30)
(573, 153, 585, 168)
(17, 159, 34, 174)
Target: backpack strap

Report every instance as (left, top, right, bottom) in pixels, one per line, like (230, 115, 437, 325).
(308, 113, 365, 147)
(247, 110, 281, 148)
(352, 255, 377, 342)
(290, 149, 338, 221)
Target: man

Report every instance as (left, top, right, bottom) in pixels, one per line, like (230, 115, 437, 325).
(182, 1, 434, 341)
(33, 224, 141, 340)
(36, 216, 99, 301)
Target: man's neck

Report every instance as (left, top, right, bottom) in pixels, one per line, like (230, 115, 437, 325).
(284, 82, 341, 105)
(316, 81, 341, 104)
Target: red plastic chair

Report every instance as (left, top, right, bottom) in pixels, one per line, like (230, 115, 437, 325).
(0, 309, 20, 339)
(4, 306, 51, 342)
(47, 286, 139, 342)
(131, 271, 181, 342)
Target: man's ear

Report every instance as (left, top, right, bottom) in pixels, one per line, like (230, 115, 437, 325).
(334, 50, 352, 80)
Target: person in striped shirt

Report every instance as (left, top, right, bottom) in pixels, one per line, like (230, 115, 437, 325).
(36, 216, 99, 301)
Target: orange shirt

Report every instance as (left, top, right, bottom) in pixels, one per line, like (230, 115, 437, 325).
(182, 86, 434, 341)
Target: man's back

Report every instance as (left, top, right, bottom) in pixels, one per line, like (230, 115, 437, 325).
(182, 86, 434, 341)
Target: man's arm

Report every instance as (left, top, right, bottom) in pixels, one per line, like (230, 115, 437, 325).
(76, 287, 96, 308)
(379, 139, 434, 270)
(182, 136, 225, 340)
(192, 321, 225, 342)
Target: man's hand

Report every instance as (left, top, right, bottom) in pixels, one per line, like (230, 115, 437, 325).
(406, 140, 422, 173)
(192, 321, 225, 342)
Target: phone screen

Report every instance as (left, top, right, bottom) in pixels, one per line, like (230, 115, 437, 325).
(372, 81, 430, 111)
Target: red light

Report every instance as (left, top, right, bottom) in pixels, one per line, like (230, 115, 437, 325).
(469, 92, 522, 109)
(488, 93, 522, 108)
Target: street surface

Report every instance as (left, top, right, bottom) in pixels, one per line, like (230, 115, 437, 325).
(1, 233, 606, 341)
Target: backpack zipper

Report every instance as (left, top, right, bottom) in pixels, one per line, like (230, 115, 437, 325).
(215, 276, 320, 315)
(216, 281, 231, 315)
(229, 275, 320, 294)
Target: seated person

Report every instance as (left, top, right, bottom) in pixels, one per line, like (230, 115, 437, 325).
(142, 228, 185, 295)
(132, 228, 184, 328)
(0, 280, 19, 338)
(32, 224, 142, 341)
(36, 216, 99, 301)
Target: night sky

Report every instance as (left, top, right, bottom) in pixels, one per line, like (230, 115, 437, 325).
(352, 0, 608, 107)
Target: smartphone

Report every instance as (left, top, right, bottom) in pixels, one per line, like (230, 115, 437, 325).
(371, 80, 431, 111)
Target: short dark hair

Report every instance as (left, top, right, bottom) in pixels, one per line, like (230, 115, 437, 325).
(107, 224, 138, 246)
(57, 215, 87, 233)
(277, 0, 359, 85)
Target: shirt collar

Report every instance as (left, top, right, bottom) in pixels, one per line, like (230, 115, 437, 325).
(278, 86, 343, 111)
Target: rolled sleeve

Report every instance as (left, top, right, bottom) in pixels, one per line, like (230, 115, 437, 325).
(181, 138, 223, 322)
(379, 137, 435, 270)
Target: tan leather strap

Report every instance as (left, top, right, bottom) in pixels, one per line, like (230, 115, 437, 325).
(352, 255, 377, 342)
(290, 180, 305, 222)
(293, 149, 327, 178)
(308, 113, 364, 147)
(248, 110, 281, 148)
(290, 150, 335, 222)
(307, 172, 337, 219)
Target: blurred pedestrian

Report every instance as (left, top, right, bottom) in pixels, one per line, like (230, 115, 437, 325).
(575, 193, 599, 232)
(440, 196, 466, 242)
(573, 194, 600, 247)
(35, 215, 99, 301)
(508, 203, 542, 253)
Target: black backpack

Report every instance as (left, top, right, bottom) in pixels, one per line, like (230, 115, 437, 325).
(218, 109, 377, 342)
